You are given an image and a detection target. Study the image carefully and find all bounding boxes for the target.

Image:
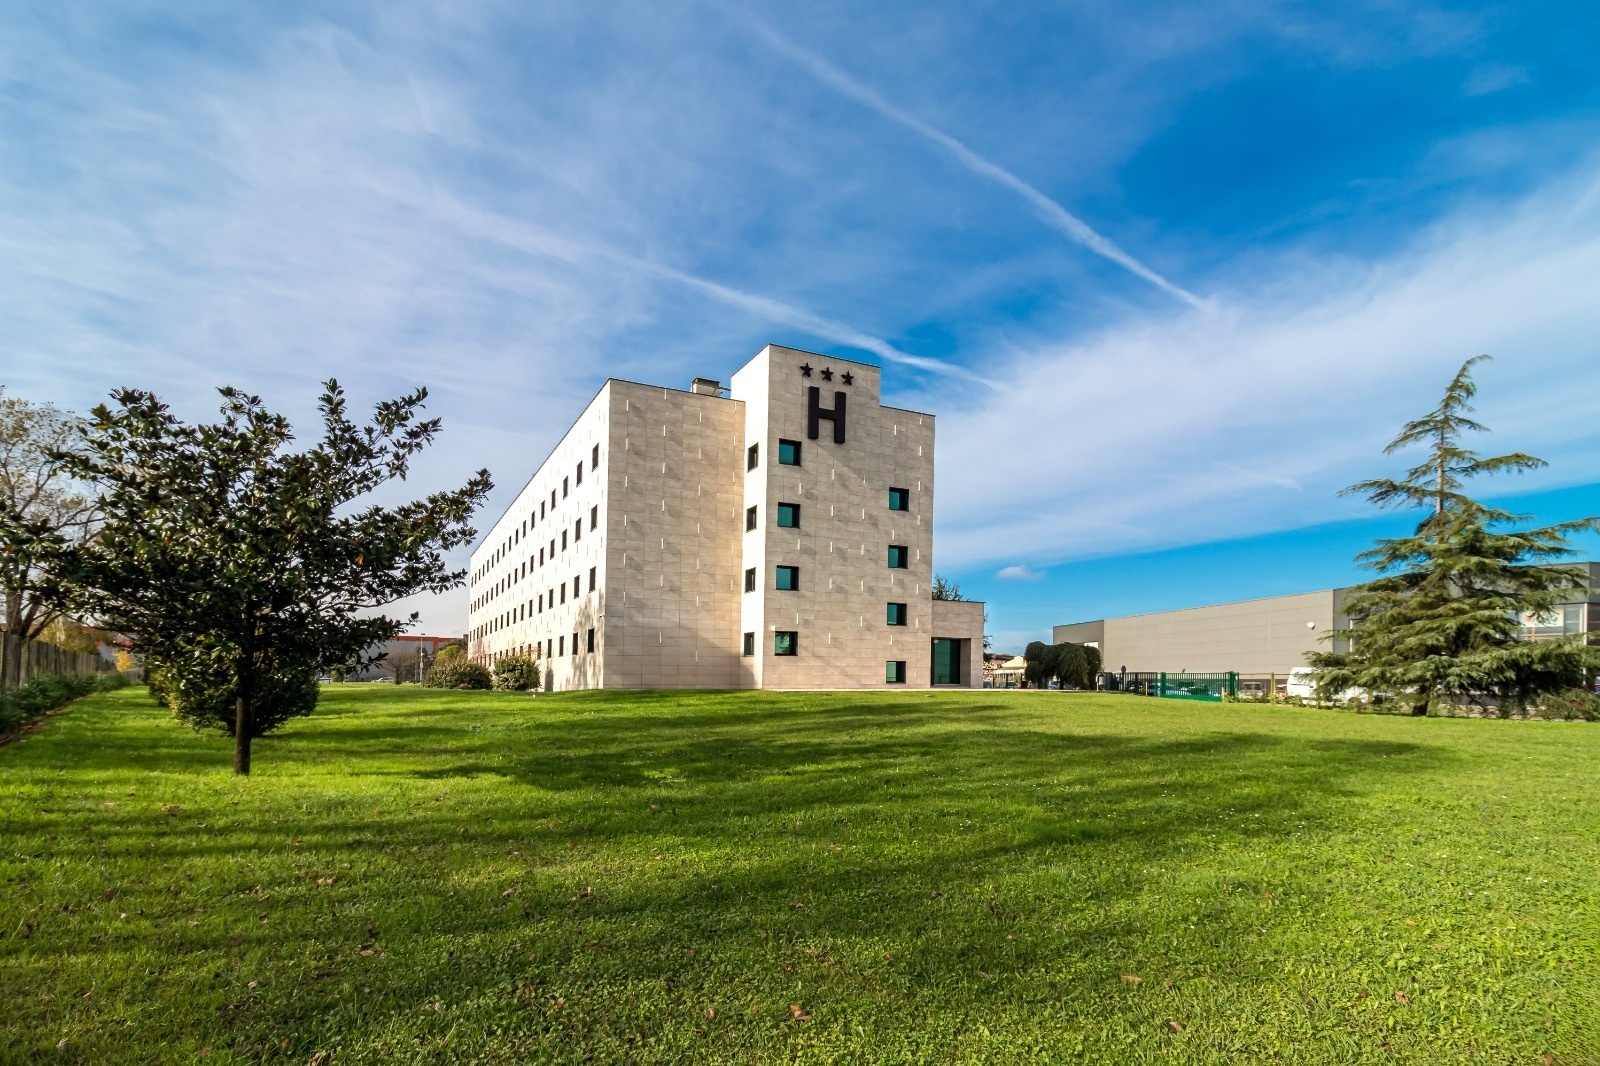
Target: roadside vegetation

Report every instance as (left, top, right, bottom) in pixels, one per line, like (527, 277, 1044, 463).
(3, 684, 1595, 1064)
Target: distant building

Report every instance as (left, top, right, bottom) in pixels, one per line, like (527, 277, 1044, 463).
(1054, 563, 1599, 692)
(466, 344, 984, 691)
(352, 634, 462, 682)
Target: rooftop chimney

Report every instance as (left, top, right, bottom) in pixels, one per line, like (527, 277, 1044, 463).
(690, 377, 723, 396)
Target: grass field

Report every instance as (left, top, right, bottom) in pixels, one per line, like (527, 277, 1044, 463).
(2, 685, 1597, 1064)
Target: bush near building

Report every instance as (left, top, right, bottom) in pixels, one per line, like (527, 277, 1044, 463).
(492, 655, 539, 692)
(0, 672, 128, 736)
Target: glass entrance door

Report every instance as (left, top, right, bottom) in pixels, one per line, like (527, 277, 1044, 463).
(932, 639, 961, 686)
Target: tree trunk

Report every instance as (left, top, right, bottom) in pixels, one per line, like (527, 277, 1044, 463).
(2, 591, 22, 688)
(233, 694, 252, 776)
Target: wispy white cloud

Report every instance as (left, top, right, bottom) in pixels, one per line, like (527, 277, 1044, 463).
(928, 168, 1600, 569)
(997, 565, 1043, 580)
(728, 9, 1211, 311)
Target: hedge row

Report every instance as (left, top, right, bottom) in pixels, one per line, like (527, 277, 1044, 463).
(0, 673, 131, 736)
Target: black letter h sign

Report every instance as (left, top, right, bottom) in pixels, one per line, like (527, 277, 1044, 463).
(807, 386, 846, 443)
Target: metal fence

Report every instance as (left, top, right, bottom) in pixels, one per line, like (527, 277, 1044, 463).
(1100, 671, 1239, 701)
(1, 632, 118, 689)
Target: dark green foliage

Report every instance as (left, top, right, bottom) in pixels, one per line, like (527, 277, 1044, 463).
(425, 656, 491, 690)
(931, 574, 963, 601)
(1307, 357, 1600, 715)
(38, 382, 490, 772)
(1022, 640, 1102, 688)
(0, 672, 127, 734)
(492, 655, 540, 692)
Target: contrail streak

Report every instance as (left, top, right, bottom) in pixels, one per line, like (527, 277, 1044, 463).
(418, 189, 993, 385)
(735, 13, 1212, 311)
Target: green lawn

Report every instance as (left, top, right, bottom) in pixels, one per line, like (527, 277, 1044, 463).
(2, 686, 1597, 1064)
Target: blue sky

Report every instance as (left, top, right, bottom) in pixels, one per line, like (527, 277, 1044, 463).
(3, 1, 1599, 648)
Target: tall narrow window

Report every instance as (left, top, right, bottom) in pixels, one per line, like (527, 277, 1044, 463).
(747, 443, 759, 470)
(888, 487, 909, 511)
(742, 632, 755, 656)
(575, 462, 583, 486)
(559, 635, 565, 656)
(575, 519, 582, 542)
(886, 660, 907, 684)
(562, 477, 568, 499)
(538, 594, 543, 613)
(560, 583, 566, 604)
(887, 545, 909, 569)
(571, 632, 578, 656)
(590, 505, 598, 531)
(561, 531, 568, 551)
(773, 631, 798, 656)
(776, 503, 800, 528)
(586, 628, 595, 653)
(744, 567, 756, 593)
(589, 566, 596, 592)
(775, 565, 799, 591)
(778, 439, 802, 466)
(887, 602, 907, 626)
(745, 506, 758, 532)
(592, 444, 600, 470)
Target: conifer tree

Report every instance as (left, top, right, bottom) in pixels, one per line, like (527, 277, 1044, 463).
(1307, 356, 1599, 715)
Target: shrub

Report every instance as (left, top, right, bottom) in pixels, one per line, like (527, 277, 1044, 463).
(145, 652, 319, 737)
(0, 672, 129, 736)
(493, 656, 540, 692)
(425, 657, 491, 690)
(1530, 689, 1600, 721)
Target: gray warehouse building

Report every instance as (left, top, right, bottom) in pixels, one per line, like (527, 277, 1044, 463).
(1054, 562, 1600, 692)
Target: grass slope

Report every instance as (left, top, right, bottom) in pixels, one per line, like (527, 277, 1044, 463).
(1, 685, 1597, 1064)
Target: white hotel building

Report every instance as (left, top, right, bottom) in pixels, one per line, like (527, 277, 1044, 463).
(466, 344, 984, 691)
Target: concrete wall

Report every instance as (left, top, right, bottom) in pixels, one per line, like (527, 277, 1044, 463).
(602, 381, 745, 689)
(1055, 589, 1346, 677)
(931, 599, 986, 688)
(736, 345, 938, 690)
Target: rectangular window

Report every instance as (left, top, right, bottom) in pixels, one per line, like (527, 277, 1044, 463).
(538, 594, 543, 613)
(742, 631, 755, 656)
(572, 576, 580, 598)
(590, 505, 597, 531)
(887, 544, 909, 568)
(776, 502, 800, 528)
(775, 565, 799, 591)
(745, 505, 758, 532)
(539, 547, 544, 566)
(561, 531, 568, 551)
(886, 660, 907, 684)
(747, 443, 759, 470)
(744, 567, 756, 593)
(887, 602, 907, 626)
(575, 462, 583, 486)
(773, 630, 798, 656)
(560, 583, 566, 604)
(586, 627, 595, 653)
(575, 519, 581, 542)
(889, 487, 909, 511)
(589, 566, 596, 592)
(559, 635, 565, 656)
(562, 477, 569, 499)
(592, 444, 599, 470)
(777, 438, 802, 466)
(571, 632, 578, 656)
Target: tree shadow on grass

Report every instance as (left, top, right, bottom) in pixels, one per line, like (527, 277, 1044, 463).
(0, 686, 1455, 1061)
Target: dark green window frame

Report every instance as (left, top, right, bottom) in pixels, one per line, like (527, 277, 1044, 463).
(887, 544, 909, 569)
(776, 502, 800, 528)
(742, 631, 755, 656)
(888, 487, 909, 511)
(774, 631, 798, 656)
(886, 660, 907, 684)
(887, 602, 907, 626)
(775, 565, 799, 591)
(777, 439, 802, 466)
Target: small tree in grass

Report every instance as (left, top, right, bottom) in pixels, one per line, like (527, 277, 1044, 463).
(37, 382, 490, 773)
(1306, 356, 1600, 715)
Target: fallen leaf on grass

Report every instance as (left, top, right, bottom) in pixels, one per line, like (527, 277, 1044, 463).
(291, 840, 303, 847)
(789, 1004, 811, 1022)
(1120, 975, 1142, 985)
(704, 1008, 715, 1020)
(1393, 991, 1411, 1005)
(790, 902, 806, 910)
(581, 885, 594, 898)
(929, 890, 944, 899)
(359, 949, 375, 957)
(502, 888, 516, 897)
(316, 877, 337, 887)
(826, 844, 842, 852)
(1168, 1020, 1184, 1032)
